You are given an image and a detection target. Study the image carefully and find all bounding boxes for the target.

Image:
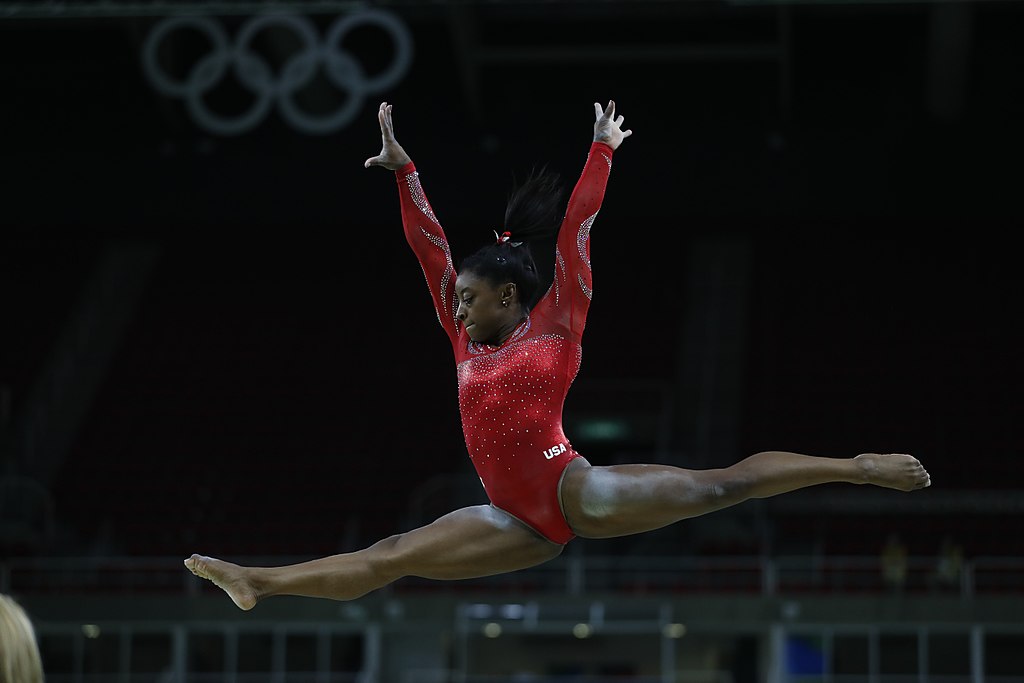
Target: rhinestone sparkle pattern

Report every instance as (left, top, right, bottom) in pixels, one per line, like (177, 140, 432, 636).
(466, 317, 532, 355)
(404, 171, 439, 225)
(576, 213, 595, 269)
(577, 272, 593, 301)
(456, 333, 579, 466)
(418, 226, 458, 326)
(553, 248, 567, 307)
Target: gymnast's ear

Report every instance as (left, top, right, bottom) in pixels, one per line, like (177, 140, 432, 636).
(499, 282, 517, 302)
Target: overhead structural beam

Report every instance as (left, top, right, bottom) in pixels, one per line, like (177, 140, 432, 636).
(474, 44, 783, 64)
(0, 2, 370, 19)
(444, 3, 793, 127)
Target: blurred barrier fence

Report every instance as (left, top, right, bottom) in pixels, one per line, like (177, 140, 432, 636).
(8, 554, 1024, 683)
(2, 554, 1020, 598)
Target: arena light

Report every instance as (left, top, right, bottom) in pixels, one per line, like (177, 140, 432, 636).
(663, 623, 687, 639)
(572, 623, 592, 639)
(466, 604, 493, 619)
(576, 418, 630, 441)
(499, 604, 525, 619)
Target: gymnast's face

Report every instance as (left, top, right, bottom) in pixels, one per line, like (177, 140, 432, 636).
(455, 271, 517, 344)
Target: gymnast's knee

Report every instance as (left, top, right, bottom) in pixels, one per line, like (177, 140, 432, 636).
(704, 468, 755, 505)
(363, 534, 407, 582)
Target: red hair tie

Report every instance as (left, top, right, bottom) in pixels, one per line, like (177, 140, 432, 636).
(493, 230, 523, 247)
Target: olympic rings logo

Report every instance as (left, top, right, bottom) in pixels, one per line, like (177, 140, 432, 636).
(141, 10, 413, 136)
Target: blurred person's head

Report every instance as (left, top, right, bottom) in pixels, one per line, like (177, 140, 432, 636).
(0, 594, 44, 683)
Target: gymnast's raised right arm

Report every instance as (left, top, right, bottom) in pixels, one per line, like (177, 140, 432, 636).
(365, 102, 460, 348)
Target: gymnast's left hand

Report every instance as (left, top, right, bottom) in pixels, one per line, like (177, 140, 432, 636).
(593, 100, 632, 151)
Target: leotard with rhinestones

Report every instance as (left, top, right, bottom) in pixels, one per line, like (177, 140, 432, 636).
(393, 141, 614, 544)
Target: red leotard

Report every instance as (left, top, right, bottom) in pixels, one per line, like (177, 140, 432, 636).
(394, 141, 615, 544)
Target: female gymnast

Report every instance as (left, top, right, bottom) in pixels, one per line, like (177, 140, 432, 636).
(184, 99, 931, 610)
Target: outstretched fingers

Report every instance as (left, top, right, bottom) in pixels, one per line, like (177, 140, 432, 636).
(365, 101, 396, 168)
(617, 115, 632, 139)
(381, 102, 395, 137)
(593, 99, 632, 146)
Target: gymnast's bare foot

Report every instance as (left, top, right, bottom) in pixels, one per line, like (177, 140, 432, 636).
(184, 554, 260, 611)
(854, 453, 931, 491)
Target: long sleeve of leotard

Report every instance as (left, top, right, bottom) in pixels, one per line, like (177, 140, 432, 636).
(537, 141, 615, 342)
(394, 160, 460, 349)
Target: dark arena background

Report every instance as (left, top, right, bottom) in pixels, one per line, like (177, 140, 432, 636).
(2, 0, 1023, 681)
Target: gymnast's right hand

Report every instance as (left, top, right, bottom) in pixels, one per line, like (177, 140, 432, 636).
(364, 101, 412, 171)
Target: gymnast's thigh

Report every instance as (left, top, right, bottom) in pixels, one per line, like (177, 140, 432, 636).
(386, 504, 564, 580)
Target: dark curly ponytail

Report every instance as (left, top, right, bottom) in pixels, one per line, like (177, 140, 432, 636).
(458, 165, 565, 311)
